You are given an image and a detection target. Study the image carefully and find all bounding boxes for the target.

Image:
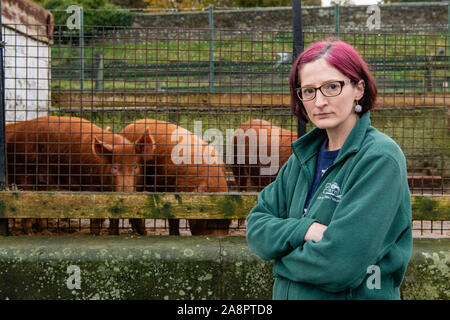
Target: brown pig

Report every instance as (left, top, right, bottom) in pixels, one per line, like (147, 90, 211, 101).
(232, 119, 298, 192)
(6, 116, 153, 235)
(120, 119, 230, 236)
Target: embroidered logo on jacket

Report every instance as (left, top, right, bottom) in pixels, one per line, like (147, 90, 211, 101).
(318, 182, 342, 203)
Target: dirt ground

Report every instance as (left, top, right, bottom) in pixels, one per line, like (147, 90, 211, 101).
(411, 220, 450, 238)
(7, 218, 247, 236)
(7, 219, 449, 238)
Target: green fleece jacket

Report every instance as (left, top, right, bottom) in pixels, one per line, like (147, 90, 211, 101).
(246, 112, 413, 300)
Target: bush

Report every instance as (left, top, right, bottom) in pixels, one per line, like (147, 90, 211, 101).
(221, 0, 320, 6)
(141, 0, 320, 9)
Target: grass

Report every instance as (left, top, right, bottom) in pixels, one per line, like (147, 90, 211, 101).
(48, 30, 449, 178)
(50, 31, 450, 94)
(50, 107, 449, 177)
(52, 32, 449, 64)
(371, 108, 449, 177)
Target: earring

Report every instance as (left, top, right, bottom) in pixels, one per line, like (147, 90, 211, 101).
(355, 102, 363, 113)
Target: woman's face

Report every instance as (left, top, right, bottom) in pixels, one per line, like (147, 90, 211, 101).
(298, 58, 365, 133)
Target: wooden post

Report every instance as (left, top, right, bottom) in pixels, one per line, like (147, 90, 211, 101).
(334, 4, 340, 38)
(209, 5, 215, 93)
(95, 52, 104, 91)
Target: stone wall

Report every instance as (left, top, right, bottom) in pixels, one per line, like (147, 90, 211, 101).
(132, 3, 448, 31)
(0, 236, 448, 300)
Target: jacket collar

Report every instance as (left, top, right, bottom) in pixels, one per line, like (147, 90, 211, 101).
(291, 112, 372, 165)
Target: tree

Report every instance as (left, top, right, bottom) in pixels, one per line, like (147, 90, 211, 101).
(382, 0, 446, 2)
(31, 0, 46, 5)
(142, 0, 320, 10)
(330, 0, 355, 5)
(143, 0, 213, 10)
(232, 0, 320, 7)
(108, 0, 149, 8)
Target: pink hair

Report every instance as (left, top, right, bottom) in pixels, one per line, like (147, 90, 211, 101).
(289, 37, 377, 122)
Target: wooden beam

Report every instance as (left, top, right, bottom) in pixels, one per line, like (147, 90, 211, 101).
(0, 192, 448, 220)
(0, 192, 258, 219)
(51, 92, 450, 110)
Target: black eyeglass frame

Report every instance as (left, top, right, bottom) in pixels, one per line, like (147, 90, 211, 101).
(295, 79, 353, 102)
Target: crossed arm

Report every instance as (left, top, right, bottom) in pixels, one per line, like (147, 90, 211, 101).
(304, 222, 327, 242)
(246, 153, 406, 292)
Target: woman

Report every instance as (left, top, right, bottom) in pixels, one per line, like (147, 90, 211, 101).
(246, 38, 412, 300)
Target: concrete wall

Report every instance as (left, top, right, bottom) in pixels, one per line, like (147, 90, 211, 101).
(0, 236, 448, 300)
(3, 26, 51, 123)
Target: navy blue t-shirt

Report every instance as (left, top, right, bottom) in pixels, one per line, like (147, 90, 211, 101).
(303, 139, 340, 217)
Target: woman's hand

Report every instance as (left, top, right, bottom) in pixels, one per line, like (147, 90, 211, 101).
(304, 222, 328, 242)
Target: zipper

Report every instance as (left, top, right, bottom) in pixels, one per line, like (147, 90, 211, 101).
(346, 288, 353, 300)
(299, 148, 353, 218)
(302, 160, 337, 218)
(301, 146, 356, 219)
(299, 161, 314, 218)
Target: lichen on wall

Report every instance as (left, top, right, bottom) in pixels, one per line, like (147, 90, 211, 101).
(0, 236, 448, 300)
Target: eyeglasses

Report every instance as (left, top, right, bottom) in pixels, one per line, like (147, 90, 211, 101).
(296, 79, 352, 102)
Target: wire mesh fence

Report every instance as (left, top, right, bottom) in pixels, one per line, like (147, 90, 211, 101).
(1, 21, 449, 235)
(43, 25, 450, 194)
(5, 217, 449, 238)
(6, 218, 247, 236)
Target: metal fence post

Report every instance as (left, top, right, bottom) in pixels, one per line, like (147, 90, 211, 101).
(80, 6, 84, 91)
(0, 0, 8, 235)
(334, 4, 340, 38)
(292, 0, 306, 138)
(95, 52, 104, 91)
(209, 5, 215, 93)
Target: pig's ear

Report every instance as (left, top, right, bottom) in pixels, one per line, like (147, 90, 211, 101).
(104, 126, 113, 133)
(135, 129, 155, 160)
(93, 135, 113, 157)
